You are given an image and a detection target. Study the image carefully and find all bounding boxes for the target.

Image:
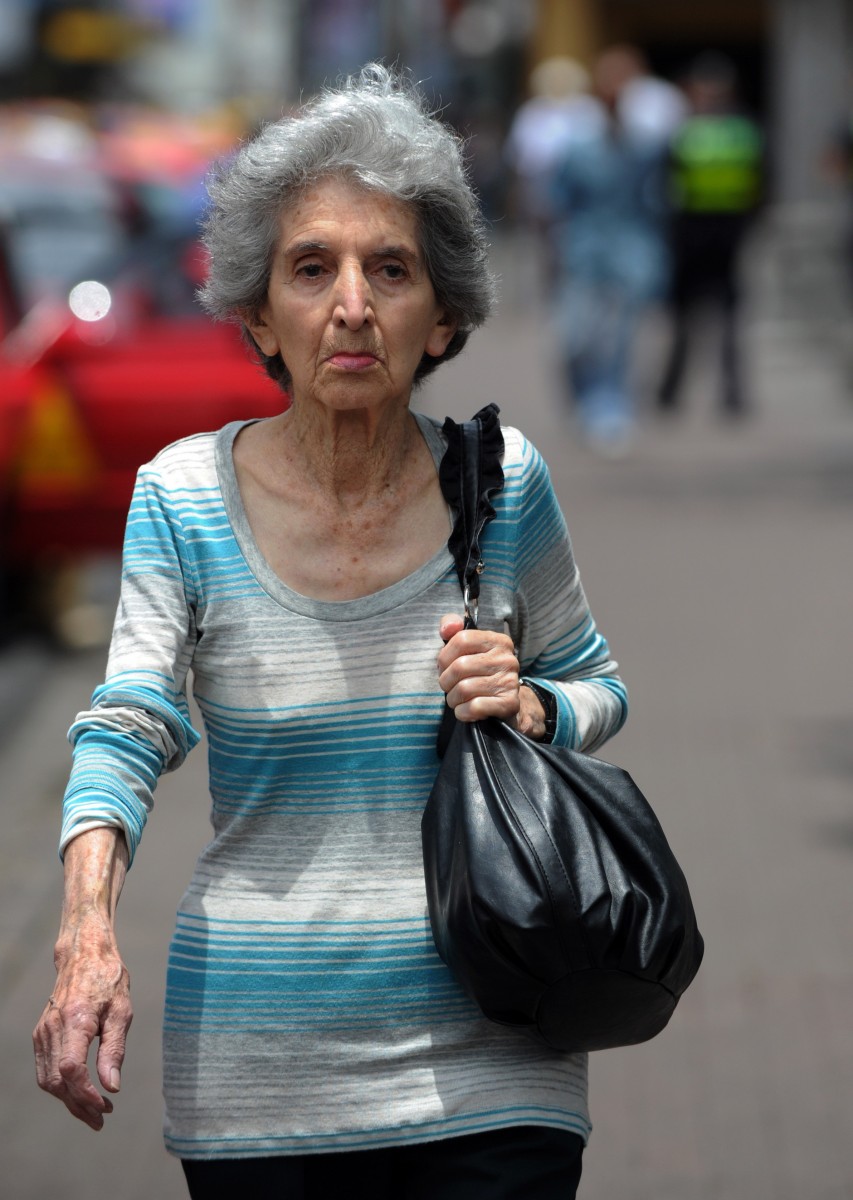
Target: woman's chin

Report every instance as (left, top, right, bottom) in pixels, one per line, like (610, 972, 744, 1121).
(296, 378, 410, 415)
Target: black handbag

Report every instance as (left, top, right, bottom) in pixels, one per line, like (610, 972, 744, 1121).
(421, 403, 704, 1053)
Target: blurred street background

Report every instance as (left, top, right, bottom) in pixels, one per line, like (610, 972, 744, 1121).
(1, 2, 852, 1198)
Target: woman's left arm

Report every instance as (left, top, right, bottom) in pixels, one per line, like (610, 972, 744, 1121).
(437, 433, 627, 752)
(436, 614, 548, 739)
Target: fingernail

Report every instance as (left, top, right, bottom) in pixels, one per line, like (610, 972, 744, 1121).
(110, 1068, 121, 1091)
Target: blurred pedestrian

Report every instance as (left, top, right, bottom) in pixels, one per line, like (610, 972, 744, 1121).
(658, 54, 763, 417)
(550, 47, 670, 454)
(504, 56, 602, 290)
(599, 43, 687, 149)
(33, 64, 626, 1199)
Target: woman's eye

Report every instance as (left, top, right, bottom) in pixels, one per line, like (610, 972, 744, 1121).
(380, 263, 407, 280)
(297, 263, 325, 279)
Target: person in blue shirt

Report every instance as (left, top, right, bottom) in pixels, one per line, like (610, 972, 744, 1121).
(550, 46, 671, 455)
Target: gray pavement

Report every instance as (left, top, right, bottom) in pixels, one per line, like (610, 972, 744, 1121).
(2, 236, 853, 1198)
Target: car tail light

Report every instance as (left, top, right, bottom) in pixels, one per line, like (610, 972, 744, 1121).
(13, 370, 99, 497)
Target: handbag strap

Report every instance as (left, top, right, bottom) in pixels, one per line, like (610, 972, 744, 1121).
(435, 403, 505, 757)
(438, 402, 505, 628)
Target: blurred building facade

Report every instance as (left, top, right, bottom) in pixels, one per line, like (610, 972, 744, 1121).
(1, 1, 849, 203)
(1, 0, 851, 318)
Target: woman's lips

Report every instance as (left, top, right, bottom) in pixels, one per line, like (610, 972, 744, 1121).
(327, 352, 378, 370)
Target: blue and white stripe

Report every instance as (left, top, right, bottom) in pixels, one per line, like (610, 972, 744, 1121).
(60, 413, 625, 1159)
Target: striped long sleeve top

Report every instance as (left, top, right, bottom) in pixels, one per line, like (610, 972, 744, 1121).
(60, 413, 627, 1160)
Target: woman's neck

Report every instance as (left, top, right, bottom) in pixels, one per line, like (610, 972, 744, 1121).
(266, 401, 422, 507)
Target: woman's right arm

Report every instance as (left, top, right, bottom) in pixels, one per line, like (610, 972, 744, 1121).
(34, 454, 204, 1127)
(33, 827, 131, 1131)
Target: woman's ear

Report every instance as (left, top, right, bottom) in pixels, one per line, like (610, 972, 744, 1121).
(242, 307, 280, 358)
(425, 311, 458, 359)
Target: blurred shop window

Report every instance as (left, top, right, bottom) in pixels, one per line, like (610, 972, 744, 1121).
(40, 9, 143, 64)
(122, 0, 199, 32)
(299, 0, 384, 95)
(0, 2, 29, 72)
(0, 169, 126, 310)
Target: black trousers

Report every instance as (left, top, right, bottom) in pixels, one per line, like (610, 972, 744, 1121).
(182, 1125, 584, 1200)
(659, 211, 751, 413)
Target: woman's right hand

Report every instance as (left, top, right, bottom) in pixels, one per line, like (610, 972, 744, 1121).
(33, 828, 132, 1131)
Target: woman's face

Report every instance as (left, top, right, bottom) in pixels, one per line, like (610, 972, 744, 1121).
(246, 177, 456, 414)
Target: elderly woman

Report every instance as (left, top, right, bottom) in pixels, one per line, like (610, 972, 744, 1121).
(34, 66, 626, 1199)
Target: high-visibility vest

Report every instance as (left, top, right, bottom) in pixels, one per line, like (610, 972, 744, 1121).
(670, 115, 763, 213)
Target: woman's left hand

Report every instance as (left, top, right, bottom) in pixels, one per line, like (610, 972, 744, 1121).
(437, 614, 546, 738)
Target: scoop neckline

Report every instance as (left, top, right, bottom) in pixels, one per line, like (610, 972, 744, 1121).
(214, 411, 454, 622)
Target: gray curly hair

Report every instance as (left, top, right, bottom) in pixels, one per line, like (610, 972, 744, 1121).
(199, 63, 497, 390)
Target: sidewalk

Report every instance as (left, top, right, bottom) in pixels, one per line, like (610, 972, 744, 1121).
(2, 228, 852, 1199)
(423, 243, 853, 1198)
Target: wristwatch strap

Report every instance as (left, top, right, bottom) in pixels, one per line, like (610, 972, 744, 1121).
(520, 678, 558, 744)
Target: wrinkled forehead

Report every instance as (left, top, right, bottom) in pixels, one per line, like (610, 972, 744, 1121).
(277, 174, 422, 242)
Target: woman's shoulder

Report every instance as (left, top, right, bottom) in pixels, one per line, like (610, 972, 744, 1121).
(144, 430, 215, 475)
(501, 423, 534, 463)
(139, 420, 247, 489)
(501, 424, 551, 490)
(416, 412, 542, 474)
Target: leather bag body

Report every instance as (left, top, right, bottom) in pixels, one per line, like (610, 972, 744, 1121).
(422, 717, 704, 1051)
(421, 405, 704, 1052)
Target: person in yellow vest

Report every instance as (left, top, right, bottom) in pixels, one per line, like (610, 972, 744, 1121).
(658, 54, 763, 416)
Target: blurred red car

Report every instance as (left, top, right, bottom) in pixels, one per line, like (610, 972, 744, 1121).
(0, 140, 285, 623)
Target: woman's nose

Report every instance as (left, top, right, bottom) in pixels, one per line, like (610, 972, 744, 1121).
(332, 262, 374, 329)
